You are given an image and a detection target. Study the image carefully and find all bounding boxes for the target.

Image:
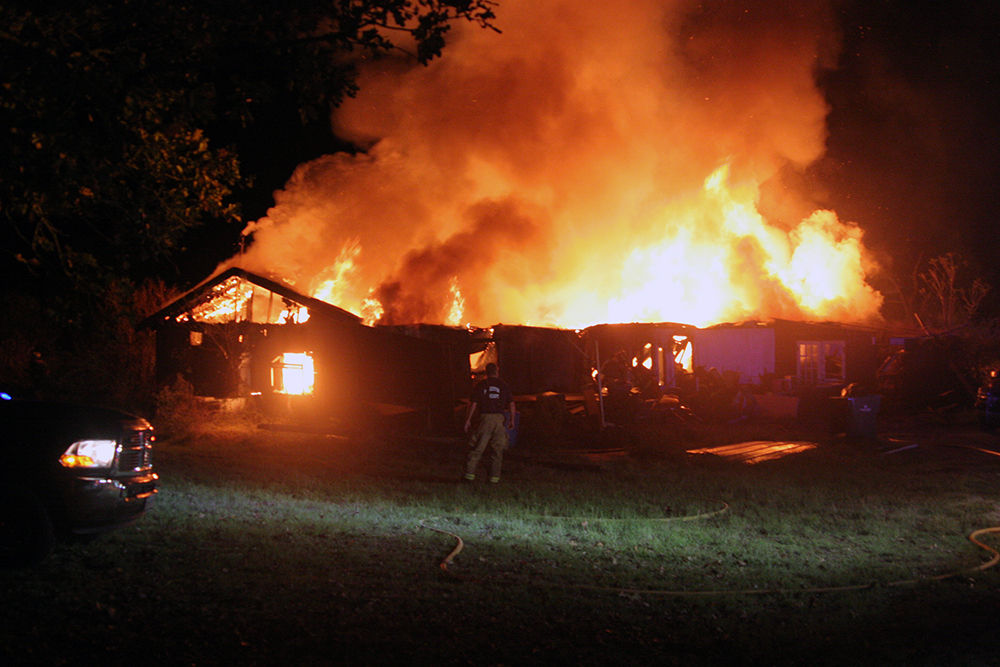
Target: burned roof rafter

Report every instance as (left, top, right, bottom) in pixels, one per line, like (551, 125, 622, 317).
(140, 267, 362, 329)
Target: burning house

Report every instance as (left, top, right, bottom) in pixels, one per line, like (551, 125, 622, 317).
(141, 268, 465, 431)
(481, 325, 589, 396)
(691, 319, 892, 420)
(231, 3, 885, 335)
(141, 267, 896, 434)
(142, 5, 909, 434)
(583, 323, 695, 393)
(693, 319, 886, 390)
(460, 322, 698, 431)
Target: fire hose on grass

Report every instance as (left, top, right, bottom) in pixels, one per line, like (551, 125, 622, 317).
(419, 502, 730, 575)
(419, 507, 1000, 597)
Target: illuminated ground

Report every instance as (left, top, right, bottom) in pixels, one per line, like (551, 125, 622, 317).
(2, 410, 999, 665)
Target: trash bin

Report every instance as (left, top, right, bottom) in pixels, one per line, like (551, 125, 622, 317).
(505, 411, 521, 448)
(846, 394, 881, 439)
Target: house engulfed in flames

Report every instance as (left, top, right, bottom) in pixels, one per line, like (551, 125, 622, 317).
(144, 267, 897, 434)
(694, 320, 886, 391)
(141, 268, 472, 431)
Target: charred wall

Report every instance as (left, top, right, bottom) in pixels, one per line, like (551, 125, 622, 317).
(492, 325, 589, 396)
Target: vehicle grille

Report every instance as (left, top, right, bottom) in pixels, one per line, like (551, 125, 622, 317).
(118, 429, 154, 472)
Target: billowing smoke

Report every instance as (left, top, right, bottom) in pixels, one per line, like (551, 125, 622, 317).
(235, 0, 883, 327)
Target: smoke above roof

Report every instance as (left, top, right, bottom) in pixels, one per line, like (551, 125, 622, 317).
(234, 0, 883, 328)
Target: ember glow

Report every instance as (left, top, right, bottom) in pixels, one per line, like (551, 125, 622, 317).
(234, 1, 883, 328)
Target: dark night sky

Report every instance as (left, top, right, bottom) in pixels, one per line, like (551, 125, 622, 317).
(816, 0, 1000, 305)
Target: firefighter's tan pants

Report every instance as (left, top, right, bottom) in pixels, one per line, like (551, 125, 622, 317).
(465, 413, 508, 480)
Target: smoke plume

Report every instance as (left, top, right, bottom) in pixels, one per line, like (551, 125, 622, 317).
(235, 0, 883, 327)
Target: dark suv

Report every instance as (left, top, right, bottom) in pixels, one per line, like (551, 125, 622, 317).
(0, 393, 158, 565)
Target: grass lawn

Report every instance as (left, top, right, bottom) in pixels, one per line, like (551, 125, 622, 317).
(3, 410, 1000, 665)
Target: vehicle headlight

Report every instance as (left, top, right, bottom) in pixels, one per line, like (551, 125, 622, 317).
(60, 439, 118, 468)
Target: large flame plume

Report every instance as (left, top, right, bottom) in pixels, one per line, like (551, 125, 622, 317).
(235, 0, 883, 328)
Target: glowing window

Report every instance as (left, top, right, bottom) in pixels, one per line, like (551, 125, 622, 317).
(271, 352, 315, 395)
(673, 335, 693, 372)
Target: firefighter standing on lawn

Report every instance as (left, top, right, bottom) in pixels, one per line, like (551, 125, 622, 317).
(464, 362, 516, 483)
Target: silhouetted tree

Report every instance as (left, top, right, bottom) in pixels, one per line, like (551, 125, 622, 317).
(2, 1, 498, 289)
(0, 0, 497, 403)
(916, 253, 990, 331)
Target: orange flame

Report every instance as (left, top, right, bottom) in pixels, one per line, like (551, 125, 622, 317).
(446, 277, 465, 326)
(272, 352, 315, 395)
(312, 239, 361, 306)
(289, 164, 881, 328)
(233, 2, 883, 329)
(582, 164, 881, 327)
(360, 293, 384, 327)
(179, 276, 252, 323)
